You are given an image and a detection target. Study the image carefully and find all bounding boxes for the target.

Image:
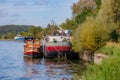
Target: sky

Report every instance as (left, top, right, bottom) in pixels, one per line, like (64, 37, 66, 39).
(0, 0, 78, 27)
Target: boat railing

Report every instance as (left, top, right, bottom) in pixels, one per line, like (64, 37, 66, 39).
(45, 41, 71, 46)
(24, 40, 41, 54)
(25, 40, 41, 48)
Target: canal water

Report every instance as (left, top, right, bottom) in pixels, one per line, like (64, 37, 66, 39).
(0, 41, 80, 80)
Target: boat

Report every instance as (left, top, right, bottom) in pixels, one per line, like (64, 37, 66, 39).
(42, 30, 79, 59)
(14, 35, 25, 42)
(24, 40, 43, 58)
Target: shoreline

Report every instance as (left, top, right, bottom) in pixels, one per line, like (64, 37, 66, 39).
(0, 39, 13, 41)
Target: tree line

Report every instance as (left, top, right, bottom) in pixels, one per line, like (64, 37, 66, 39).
(0, 24, 59, 40)
(0, 25, 31, 39)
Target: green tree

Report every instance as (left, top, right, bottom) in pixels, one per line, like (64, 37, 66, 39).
(21, 31, 29, 37)
(96, 0, 120, 42)
(72, 0, 96, 15)
(0, 24, 32, 39)
(72, 0, 120, 52)
(29, 26, 42, 39)
(72, 0, 101, 25)
(7, 33, 15, 39)
(61, 19, 75, 30)
(1, 35, 8, 39)
(45, 23, 59, 35)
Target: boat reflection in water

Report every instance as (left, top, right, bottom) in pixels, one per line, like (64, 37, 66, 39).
(24, 57, 41, 65)
(23, 57, 74, 80)
(23, 57, 42, 79)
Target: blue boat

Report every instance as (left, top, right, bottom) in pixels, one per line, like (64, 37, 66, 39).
(14, 35, 25, 42)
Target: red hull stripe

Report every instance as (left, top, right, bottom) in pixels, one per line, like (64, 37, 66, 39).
(46, 46, 71, 52)
(24, 52, 39, 55)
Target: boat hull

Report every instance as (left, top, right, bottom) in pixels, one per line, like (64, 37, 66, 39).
(24, 48, 43, 58)
(43, 42, 79, 59)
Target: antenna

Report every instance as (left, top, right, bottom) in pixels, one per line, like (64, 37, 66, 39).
(49, 19, 62, 30)
(58, 25, 62, 30)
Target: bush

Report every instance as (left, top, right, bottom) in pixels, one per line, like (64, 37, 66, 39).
(72, 17, 109, 52)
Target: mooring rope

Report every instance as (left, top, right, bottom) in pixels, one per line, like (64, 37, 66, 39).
(52, 45, 75, 65)
(43, 42, 81, 80)
(52, 45, 82, 80)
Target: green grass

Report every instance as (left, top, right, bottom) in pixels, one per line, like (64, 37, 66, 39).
(97, 45, 120, 56)
(84, 56, 120, 80)
(73, 43, 120, 80)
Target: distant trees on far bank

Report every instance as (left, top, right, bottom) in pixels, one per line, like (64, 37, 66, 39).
(0, 25, 31, 39)
(0, 23, 59, 40)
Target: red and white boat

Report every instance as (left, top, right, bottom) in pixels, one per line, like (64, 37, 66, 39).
(42, 30, 78, 59)
(24, 40, 43, 58)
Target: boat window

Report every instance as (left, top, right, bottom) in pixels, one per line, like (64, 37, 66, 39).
(53, 31, 60, 36)
(61, 32, 66, 36)
(55, 33, 60, 36)
(34, 41, 39, 44)
(27, 41, 33, 44)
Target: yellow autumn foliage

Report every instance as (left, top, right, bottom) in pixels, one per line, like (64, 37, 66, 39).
(72, 17, 109, 52)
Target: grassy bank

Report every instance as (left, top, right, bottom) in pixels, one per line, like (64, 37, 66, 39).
(97, 42, 120, 56)
(83, 56, 120, 80)
(73, 42, 120, 80)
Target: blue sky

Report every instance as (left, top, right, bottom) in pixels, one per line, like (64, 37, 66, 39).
(0, 0, 78, 27)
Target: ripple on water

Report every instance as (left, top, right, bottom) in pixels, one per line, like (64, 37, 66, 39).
(0, 41, 79, 80)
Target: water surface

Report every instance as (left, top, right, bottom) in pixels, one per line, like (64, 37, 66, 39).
(0, 41, 78, 80)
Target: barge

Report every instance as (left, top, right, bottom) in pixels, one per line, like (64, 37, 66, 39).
(42, 30, 78, 59)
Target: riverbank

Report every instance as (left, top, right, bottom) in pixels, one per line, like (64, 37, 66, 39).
(73, 42, 120, 80)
